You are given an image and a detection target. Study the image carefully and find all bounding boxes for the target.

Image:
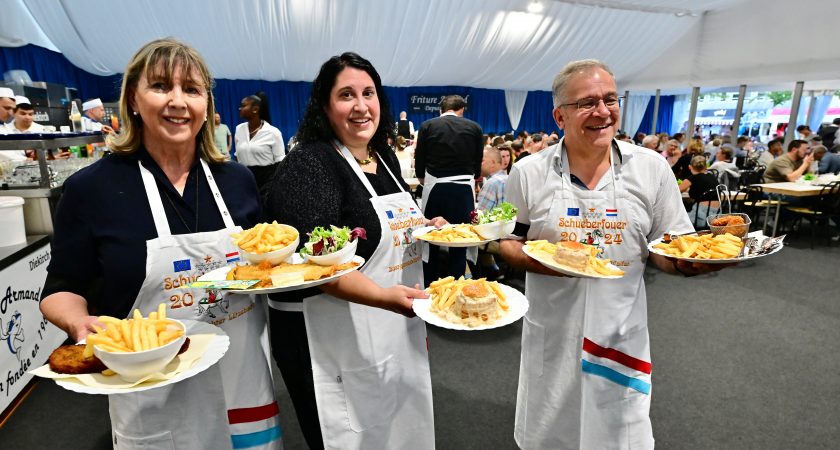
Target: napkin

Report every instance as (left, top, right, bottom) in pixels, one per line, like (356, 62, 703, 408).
(30, 333, 213, 389)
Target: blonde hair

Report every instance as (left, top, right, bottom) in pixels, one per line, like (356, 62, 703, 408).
(109, 38, 224, 163)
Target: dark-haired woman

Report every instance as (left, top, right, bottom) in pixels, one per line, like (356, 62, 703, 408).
(264, 52, 442, 449)
(234, 92, 285, 192)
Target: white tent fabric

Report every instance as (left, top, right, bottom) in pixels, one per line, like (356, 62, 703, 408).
(504, 90, 528, 131)
(3, 0, 838, 95)
(622, 94, 650, 137)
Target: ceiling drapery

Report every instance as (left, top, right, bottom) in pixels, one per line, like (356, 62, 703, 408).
(3, 0, 838, 101)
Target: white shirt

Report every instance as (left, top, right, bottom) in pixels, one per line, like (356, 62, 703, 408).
(0, 121, 46, 161)
(82, 115, 103, 131)
(234, 121, 285, 167)
(507, 139, 689, 241)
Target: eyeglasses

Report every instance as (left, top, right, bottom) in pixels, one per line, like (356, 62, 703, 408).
(559, 95, 623, 112)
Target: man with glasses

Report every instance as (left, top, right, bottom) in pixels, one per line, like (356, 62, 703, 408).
(500, 59, 728, 449)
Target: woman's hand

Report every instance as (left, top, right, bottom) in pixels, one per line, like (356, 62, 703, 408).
(425, 216, 448, 228)
(377, 284, 427, 317)
(68, 315, 104, 343)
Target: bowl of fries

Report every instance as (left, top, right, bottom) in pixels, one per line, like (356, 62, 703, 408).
(472, 220, 515, 241)
(233, 221, 300, 265)
(706, 213, 751, 238)
(90, 310, 187, 382)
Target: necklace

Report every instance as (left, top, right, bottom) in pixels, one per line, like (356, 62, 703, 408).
(162, 168, 199, 233)
(249, 120, 264, 138)
(354, 146, 376, 165)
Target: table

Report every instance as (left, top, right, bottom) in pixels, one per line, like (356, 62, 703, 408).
(752, 182, 825, 236)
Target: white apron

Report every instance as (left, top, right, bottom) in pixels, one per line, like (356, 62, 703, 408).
(419, 171, 474, 211)
(515, 141, 655, 450)
(107, 159, 282, 450)
(419, 172, 478, 264)
(302, 145, 435, 449)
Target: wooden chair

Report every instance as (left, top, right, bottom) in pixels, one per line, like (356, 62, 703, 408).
(784, 181, 840, 248)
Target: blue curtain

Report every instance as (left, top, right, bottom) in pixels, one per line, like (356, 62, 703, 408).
(517, 90, 558, 135)
(636, 95, 675, 136)
(0, 44, 121, 101)
(1, 44, 563, 144)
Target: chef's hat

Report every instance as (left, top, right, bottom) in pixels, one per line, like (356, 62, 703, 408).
(0, 87, 14, 99)
(82, 98, 103, 111)
(14, 96, 31, 105)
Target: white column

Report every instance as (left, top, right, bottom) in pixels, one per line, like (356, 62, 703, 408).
(730, 84, 747, 139)
(686, 86, 700, 140)
(784, 81, 805, 148)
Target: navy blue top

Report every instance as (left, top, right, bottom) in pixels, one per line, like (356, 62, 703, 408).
(42, 148, 260, 317)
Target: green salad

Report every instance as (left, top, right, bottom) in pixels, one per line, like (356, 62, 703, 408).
(300, 225, 366, 257)
(470, 202, 518, 225)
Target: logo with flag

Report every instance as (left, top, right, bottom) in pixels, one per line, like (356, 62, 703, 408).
(605, 208, 618, 217)
(409, 207, 419, 215)
(173, 259, 191, 272)
(581, 337, 651, 395)
(226, 252, 240, 264)
(567, 207, 580, 217)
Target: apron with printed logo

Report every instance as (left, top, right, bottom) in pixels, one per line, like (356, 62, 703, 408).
(107, 159, 282, 450)
(515, 140, 655, 450)
(302, 145, 435, 449)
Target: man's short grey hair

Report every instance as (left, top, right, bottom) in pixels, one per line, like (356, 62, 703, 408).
(642, 135, 659, 147)
(484, 146, 502, 164)
(552, 59, 614, 108)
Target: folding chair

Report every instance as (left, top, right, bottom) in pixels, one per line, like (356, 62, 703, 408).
(784, 181, 840, 248)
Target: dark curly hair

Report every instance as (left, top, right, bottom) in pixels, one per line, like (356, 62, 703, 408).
(295, 52, 394, 151)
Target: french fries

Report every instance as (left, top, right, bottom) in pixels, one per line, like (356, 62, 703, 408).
(653, 232, 744, 259)
(427, 276, 509, 312)
(419, 224, 482, 243)
(83, 304, 184, 357)
(232, 221, 298, 254)
(525, 240, 625, 276)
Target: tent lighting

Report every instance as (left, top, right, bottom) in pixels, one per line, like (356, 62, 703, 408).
(527, 1, 544, 13)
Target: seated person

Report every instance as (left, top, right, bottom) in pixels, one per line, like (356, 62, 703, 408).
(814, 145, 840, 175)
(763, 140, 813, 183)
(474, 147, 508, 279)
(680, 155, 720, 228)
(672, 139, 706, 180)
(709, 146, 740, 189)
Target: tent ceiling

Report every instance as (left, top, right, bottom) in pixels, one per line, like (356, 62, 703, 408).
(3, 0, 837, 93)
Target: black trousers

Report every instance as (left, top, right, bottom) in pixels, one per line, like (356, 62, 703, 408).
(247, 163, 280, 196)
(268, 307, 324, 450)
(422, 182, 474, 287)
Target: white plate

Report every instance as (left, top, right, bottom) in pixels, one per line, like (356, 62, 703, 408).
(522, 245, 624, 279)
(55, 320, 229, 395)
(647, 230, 784, 264)
(198, 254, 365, 294)
(412, 225, 493, 247)
(413, 283, 528, 331)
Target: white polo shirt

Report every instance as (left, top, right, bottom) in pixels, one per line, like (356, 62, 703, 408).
(234, 121, 285, 167)
(506, 139, 691, 243)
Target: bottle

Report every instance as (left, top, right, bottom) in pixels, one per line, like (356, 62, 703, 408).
(70, 102, 83, 133)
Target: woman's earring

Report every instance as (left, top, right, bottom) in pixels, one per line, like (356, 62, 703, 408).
(132, 111, 138, 116)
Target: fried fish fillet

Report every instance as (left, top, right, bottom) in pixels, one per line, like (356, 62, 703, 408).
(48, 344, 107, 374)
(227, 260, 360, 287)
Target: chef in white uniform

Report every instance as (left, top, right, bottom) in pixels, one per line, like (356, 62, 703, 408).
(82, 98, 115, 133)
(501, 59, 731, 449)
(0, 96, 46, 162)
(0, 87, 15, 125)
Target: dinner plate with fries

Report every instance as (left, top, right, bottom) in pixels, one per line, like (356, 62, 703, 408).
(412, 224, 493, 247)
(47, 320, 229, 395)
(648, 230, 784, 264)
(198, 254, 365, 294)
(412, 279, 529, 331)
(522, 241, 625, 279)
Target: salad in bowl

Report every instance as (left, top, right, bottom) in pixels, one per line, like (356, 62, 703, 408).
(470, 202, 518, 240)
(300, 225, 367, 266)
